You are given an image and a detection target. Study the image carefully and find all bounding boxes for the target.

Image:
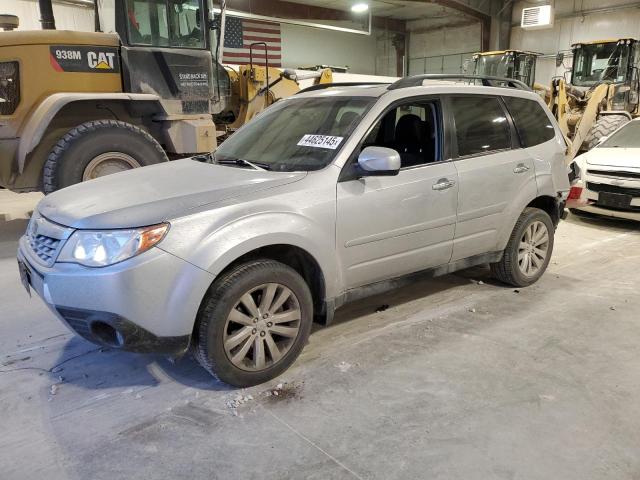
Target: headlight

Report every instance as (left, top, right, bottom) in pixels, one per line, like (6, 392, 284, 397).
(0, 61, 20, 115)
(58, 223, 169, 267)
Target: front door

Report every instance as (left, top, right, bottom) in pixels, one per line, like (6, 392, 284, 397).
(336, 99, 458, 290)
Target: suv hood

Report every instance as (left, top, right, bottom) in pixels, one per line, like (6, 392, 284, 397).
(585, 147, 640, 169)
(38, 159, 306, 229)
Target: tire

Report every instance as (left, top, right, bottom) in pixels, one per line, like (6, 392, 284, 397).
(583, 114, 630, 151)
(491, 207, 555, 287)
(43, 119, 168, 194)
(195, 259, 314, 387)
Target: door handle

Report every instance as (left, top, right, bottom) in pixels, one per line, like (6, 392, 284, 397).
(513, 164, 530, 174)
(432, 179, 456, 191)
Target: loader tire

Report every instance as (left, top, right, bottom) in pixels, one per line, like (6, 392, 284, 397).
(43, 119, 168, 194)
(583, 114, 630, 151)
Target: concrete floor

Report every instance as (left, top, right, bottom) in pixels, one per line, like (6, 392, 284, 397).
(1, 190, 640, 479)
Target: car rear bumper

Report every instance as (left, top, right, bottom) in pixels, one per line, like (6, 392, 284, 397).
(17, 236, 215, 355)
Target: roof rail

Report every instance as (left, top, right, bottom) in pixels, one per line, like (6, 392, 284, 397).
(387, 74, 531, 91)
(297, 82, 392, 94)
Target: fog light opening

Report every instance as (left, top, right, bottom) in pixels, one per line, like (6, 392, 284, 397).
(90, 321, 124, 347)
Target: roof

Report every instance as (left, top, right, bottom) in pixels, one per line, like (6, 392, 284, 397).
(474, 50, 541, 57)
(295, 79, 541, 102)
(0, 30, 120, 47)
(571, 38, 638, 47)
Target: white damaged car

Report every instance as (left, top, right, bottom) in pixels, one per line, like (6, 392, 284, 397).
(568, 118, 640, 221)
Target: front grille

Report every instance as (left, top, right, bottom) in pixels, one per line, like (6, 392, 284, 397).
(588, 169, 640, 180)
(28, 234, 61, 265)
(0, 61, 19, 115)
(25, 212, 72, 267)
(587, 182, 640, 197)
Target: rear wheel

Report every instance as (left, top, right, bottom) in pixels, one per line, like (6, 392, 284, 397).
(195, 259, 313, 387)
(491, 208, 555, 287)
(43, 119, 168, 194)
(583, 114, 630, 151)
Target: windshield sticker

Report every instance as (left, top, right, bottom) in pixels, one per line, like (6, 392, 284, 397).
(297, 134, 344, 150)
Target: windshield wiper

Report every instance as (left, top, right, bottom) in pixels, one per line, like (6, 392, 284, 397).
(214, 157, 270, 171)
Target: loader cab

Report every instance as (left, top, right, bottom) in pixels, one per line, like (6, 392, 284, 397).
(99, 0, 229, 116)
(571, 39, 640, 113)
(571, 39, 638, 87)
(472, 50, 538, 88)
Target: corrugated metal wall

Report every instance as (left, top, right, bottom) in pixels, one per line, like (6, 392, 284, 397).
(510, 0, 640, 84)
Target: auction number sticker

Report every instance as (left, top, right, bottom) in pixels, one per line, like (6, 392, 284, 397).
(297, 134, 344, 150)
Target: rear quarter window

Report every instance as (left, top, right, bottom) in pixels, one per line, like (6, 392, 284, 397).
(503, 96, 556, 147)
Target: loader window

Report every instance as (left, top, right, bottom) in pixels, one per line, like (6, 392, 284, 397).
(126, 0, 205, 49)
(572, 43, 630, 87)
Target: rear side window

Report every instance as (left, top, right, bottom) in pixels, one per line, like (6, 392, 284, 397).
(503, 96, 555, 147)
(450, 96, 510, 157)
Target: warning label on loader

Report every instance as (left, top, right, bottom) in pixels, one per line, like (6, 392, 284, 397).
(49, 46, 120, 73)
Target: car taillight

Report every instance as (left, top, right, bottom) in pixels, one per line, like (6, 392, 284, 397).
(0, 61, 19, 115)
(568, 186, 583, 200)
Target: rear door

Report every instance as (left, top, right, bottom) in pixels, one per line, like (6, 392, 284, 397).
(446, 95, 537, 261)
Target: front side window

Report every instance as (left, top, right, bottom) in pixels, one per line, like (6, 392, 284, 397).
(214, 96, 375, 172)
(503, 96, 555, 147)
(450, 96, 510, 157)
(126, 0, 205, 48)
(361, 101, 441, 168)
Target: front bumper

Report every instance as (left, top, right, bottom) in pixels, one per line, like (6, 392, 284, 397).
(17, 236, 215, 355)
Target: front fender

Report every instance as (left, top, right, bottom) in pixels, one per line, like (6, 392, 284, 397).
(17, 92, 161, 173)
(161, 211, 340, 298)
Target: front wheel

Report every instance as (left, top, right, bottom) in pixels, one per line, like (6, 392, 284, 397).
(491, 207, 555, 287)
(195, 259, 313, 387)
(43, 119, 168, 193)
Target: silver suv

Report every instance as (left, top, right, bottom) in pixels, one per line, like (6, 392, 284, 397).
(17, 76, 570, 387)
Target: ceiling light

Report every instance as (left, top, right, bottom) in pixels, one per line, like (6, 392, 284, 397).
(351, 3, 369, 13)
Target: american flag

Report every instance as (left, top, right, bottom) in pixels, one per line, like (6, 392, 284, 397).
(223, 16, 282, 67)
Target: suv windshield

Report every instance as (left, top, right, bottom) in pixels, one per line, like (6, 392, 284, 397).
(600, 121, 640, 148)
(572, 43, 629, 87)
(214, 96, 375, 172)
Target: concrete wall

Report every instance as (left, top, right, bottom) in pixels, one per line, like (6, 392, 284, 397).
(280, 23, 395, 75)
(7, 0, 94, 31)
(510, 0, 640, 84)
(407, 22, 481, 75)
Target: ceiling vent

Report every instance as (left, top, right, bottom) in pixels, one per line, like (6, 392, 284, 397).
(521, 5, 553, 29)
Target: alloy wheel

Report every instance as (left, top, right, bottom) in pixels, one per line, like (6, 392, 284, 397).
(223, 283, 301, 371)
(517, 220, 549, 277)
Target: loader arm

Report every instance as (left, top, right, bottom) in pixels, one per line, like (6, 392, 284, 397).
(566, 83, 609, 162)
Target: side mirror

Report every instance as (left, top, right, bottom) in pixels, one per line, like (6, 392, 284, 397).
(597, 135, 609, 145)
(357, 146, 401, 176)
(555, 52, 565, 68)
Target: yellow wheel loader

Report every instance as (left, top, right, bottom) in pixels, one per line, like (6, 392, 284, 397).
(0, 0, 332, 193)
(549, 39, 639, 160)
